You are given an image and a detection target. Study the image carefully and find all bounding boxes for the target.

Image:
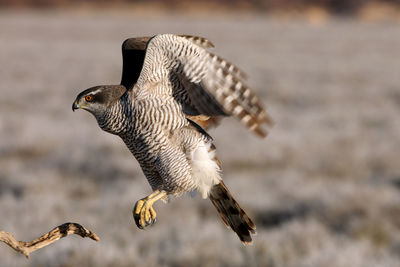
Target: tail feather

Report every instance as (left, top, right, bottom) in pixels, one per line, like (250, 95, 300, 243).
(209, 181, 256, 244)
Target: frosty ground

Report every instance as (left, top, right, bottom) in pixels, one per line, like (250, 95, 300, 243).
(0, 10, 399, 266)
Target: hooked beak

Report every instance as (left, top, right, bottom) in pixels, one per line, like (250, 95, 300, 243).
(72, 101, 79, 112)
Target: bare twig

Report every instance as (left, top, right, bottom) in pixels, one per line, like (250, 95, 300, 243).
(0, 222, 100, 258)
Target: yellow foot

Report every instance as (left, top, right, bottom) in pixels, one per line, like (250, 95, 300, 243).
(133, 199, 157, 229)
(132, 190, 167, 229)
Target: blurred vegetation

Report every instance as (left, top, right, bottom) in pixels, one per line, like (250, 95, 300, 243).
(1, 0, 400, 15)
(1, 5, 399, 265)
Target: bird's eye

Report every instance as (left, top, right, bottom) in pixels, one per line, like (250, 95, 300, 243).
(85, 95, 93, 102)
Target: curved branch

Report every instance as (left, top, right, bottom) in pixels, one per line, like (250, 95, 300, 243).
(0, 222, 100, 258)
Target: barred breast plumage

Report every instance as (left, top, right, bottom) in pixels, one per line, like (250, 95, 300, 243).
(73, 33, 273, 244)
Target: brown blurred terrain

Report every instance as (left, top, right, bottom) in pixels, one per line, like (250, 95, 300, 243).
(0, 0, 399, 13)
(1, 0, 400, 17)
(0, 2, 400, 267)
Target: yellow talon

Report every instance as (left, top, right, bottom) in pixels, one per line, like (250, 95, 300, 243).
(149, 206, 157, 221)
(134, 199, 145, 215)
(133, 190, 166, 229)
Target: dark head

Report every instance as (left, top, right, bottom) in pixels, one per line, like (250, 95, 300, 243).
(72, 85, 127, 117)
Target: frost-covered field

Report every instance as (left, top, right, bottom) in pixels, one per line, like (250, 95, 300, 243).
(0, 10, 399, 266)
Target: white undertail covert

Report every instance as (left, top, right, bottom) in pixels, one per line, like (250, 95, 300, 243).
(190, 141, 221, 198)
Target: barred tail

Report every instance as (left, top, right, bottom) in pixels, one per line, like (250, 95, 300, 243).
(209, 180, 256, 244)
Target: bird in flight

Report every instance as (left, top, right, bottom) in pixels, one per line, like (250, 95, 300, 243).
(72, 34, 273, 244)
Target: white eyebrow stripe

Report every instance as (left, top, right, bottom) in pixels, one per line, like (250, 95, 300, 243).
(90, 88, 103, 95)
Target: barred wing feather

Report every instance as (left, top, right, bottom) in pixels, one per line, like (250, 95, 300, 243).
(133, 34, 273, 137)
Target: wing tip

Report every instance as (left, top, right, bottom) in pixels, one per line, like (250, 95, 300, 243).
(250, 115, 275, 138)
(253, 127, 268, 138)
(260, 111, 275, 127)
(178, 34, 215, 48)
(122, 37, 151, 51)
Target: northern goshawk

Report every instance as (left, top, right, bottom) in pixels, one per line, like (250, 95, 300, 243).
(72, 34, 273, 244)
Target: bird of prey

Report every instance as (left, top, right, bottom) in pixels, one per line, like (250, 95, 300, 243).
(72, 34, 273, 244)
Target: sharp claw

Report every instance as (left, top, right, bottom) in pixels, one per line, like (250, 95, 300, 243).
(133, 205, 145, 230)
(135, 219, 143, 229)
(133, 213, 143, 229)
(143, 212, 156, 227)
(133, 194, 161, 229)
(150, 218, 157, 227)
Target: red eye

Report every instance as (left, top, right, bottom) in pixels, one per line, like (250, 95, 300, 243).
(85, 95, 93, 102)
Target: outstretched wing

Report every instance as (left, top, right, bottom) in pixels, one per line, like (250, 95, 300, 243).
(132, 34, 273, 137)
(121, 35, 219, 90)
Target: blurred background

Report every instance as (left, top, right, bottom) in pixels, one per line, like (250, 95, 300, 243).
(0, 1, 400, 266)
